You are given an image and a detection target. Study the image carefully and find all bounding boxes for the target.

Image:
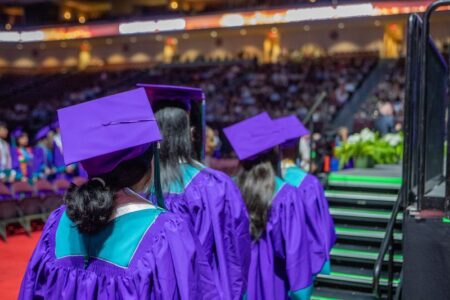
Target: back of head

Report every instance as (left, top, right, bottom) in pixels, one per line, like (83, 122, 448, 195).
(236, 150, 278, 240)
(64, 147, 153, 234)
(155, 105, 194, 192)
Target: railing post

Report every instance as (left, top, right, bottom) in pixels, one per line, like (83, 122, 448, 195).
(387, 233, 395, 299)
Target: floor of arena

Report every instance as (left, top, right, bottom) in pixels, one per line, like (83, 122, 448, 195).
(0, 231, 41, 299)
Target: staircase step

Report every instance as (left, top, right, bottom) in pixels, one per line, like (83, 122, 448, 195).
(316, 265, 400, 289)
(330, 207, 402, 222)
(335, 225, 402, 242)
(326, 190, 397, 206)
(313, 286, 380, 300)
(331, 244, 403, 264)
(327, 173, 401, 190)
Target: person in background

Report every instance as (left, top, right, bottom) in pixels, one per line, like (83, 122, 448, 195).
(224, 113, 312, 300)
(274, 115, 336, 280)
(33, 126, 56, 180)
(51, 121, 77, 179)
(375, 100, 395, 136)
(20, 88, 218, 299)
(143, 84, 251, 300)
(11, 129, 35, 182)
(0, 122, 12, 181)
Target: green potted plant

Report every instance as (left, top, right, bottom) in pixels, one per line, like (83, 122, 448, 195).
(335, 129, 403, 169)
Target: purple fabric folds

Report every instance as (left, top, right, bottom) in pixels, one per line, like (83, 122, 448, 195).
(163, 168, 251, 300)
(19, 206, 219, 300)
(246, 183, 312, 300)
(298, 175, 336, 274)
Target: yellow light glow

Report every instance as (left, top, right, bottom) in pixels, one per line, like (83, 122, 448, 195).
(5, 23, 11, 30)
(79, 16, 86, 24)
(210, 31, 218, 38)
(63, 11, 71, 20)
(240, 29, 247, 36)
(170, 1, 178, 10)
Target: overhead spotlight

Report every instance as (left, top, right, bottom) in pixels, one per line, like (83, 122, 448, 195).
(240, 29, 247, 36)
(63, 11, 71, 20)
(39, 43, 46, 50)
(129, 36, 137, 43)
(156, 35, 163, 41)
(271, 27, 278, 33)
(338, 22, 345, 29)
(170, 1, 178, 10)
(303, 25, 311, 31)
(16, 44, 23, 50)
(60, 41, 67, 48)
(374, 20, 381, 27)
(105, 38, 113, 45)
(210, 31, 218, 38)
(309, 0, 316, 3)
(5, 23, 11, 30)
(78, 16, 86, 24)
(182, 33, 189, 39)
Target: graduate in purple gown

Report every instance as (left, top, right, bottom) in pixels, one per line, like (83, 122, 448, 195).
(33, 126, 56, 180)
(19, 88, 218, 300)
(10, 129, 35, 182)
(139, 84, 251, 300)
(273, 115, 336, 277)
(51, 121, 78, 179)
(223, 113, 313, 300)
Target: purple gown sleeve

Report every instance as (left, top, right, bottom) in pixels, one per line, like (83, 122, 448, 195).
(53, 143, 65, 171)
(273, 186, 313, 292)
(32, 147, 45, 178)
(163, 167, 251, 299)
(10, 146, 19, 170)
(298, 175, 336, 274)
(187, 169, 251, 299)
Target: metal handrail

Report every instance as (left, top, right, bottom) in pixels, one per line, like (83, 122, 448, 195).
(372, 188, 403, 298)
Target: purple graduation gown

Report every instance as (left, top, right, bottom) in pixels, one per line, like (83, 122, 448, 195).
(246, 178, 312, 300)
(163, 165, 251, 300)
(19, 206, 218, 300)
(297, 174, 336, 275)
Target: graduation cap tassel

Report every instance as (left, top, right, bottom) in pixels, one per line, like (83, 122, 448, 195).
(153, 142, 166, 209)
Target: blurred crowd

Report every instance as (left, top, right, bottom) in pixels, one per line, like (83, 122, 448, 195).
(354, 59, 405, 134)
(0, 54, 378, 181)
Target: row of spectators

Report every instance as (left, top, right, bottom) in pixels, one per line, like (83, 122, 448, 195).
(0, 54, 377, 180)
(354, 59, 405, 134)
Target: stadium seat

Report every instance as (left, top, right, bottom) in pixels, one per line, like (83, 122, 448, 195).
(11, 181, 35, 199)
(72, 176, 87, 186)
(0, 182, 12, 201)
(35, 179, 55, 197)
(53, 178, 71, 195)
(0, 200, 22, 241)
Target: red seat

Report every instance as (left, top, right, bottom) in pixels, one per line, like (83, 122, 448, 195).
(72, 176, 87, 186)
(0, 182, 12, 200)
(53, 178, 71, 195)
(11, 182, 34, 199)
(35, 179, 55, 197)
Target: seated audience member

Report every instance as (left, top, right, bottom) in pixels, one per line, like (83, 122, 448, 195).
(11, 129, 35, 182)
(0, 122, 13, 181)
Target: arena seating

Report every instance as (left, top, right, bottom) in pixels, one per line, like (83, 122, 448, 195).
(0, 177, 90, 241)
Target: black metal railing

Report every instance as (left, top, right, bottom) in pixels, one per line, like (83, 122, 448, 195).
(372, 188, 403, 299)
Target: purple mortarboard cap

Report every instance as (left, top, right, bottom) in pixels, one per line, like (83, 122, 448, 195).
(35, 126, 51, 142)
(50, 120, 59, 130)
(273, 115, 310, 143)
(137, 84, 204, 109)
(11, 128, 26, 139)
(223, 112, 285, 160)
(57, 88, 162, 177)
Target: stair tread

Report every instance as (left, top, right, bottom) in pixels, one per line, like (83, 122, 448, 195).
(325, 190, 397, 202)
(331, 244, 403, 263)
(313, 287, 380, 300)
(335, 225, 402, 240)
(330, 207, 402, 220)
(317, 265, 400, 286)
